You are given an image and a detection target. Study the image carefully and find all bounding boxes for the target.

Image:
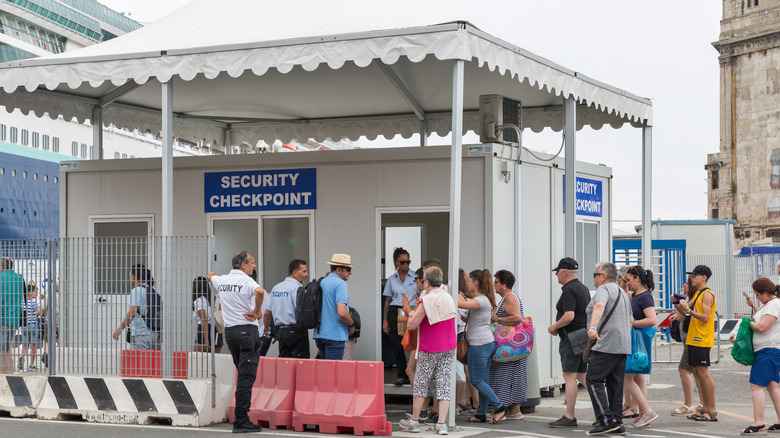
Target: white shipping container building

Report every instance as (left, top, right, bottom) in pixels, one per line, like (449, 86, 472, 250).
(58, 143, 612, 398)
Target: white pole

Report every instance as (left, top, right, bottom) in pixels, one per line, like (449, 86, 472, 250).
(563, 97, 576, 259)
(641, 125, 653, 268)
(161, 81, 174, 378)
(447, 59, 464, 430)
(92, 106, 103, 160)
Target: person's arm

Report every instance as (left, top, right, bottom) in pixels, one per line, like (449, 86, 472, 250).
(750, 313, 777, 333)
(458, 294, 481, 310)
(587, 300, 606, 341)
(382, 296, 392, 334)
(492, 294, 522, 325)
(680, 291, 713, 323)
(548, 311, 574, 335)
(197, 308, 209, 345)
(243, 286, 264, 321)
(337, 302, 355, 334)
(206, 272, 217, 282)
(112, 305, 139, 340)
(263, 309, 273, 333)
(406, 301, 426, 330)
(633, 304, 657, 328)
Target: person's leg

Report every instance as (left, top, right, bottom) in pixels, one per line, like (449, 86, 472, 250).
(225, 325, 260, 427)
(465, 365, 479, 408)
(321, 339, 345, 360)
(679, 367, 695, 408)
(386, 307, 408, 380)
(624, 374, 651, 414)
(433, 351, 454, 424)
(766, 381, 780, 423)
(751, 383, 767, 426)
(412, 351, 436, 420)
(605, 354, 627, 424)
(586, 351, 616, 426)
(314, 338, 326, 359)
(693, 366, 716, 413)
(563, 372, 579, 419)
(467, 342, 502, 415)
(406, 349, 418, 384)
(290, 328, 310, 359)
(276, 327, 292, 358)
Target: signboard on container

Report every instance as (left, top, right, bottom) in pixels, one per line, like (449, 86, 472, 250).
(563, 175, 603, 218)
(204, 168, 316, 212)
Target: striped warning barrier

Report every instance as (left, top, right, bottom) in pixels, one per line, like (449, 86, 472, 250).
(0, 375, 47, 417)
(36, 376, 226, 426)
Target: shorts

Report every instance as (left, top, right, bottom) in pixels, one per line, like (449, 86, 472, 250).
(20, 326, 41, 347)
(0, 324, 15, 351)
(750, 348, 780, 387)
(687, 345, 711, 367)
(678, 343, 693, 373)
(559, 331, 587, 374)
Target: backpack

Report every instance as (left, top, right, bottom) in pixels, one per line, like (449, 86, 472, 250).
(349, 306, 361, 341)
(137, 284, 162, 332)
(296, 277, 324, 331)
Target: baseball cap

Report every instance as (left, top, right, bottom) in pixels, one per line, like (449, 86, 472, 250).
(686, 265, 712, 279)
(552, 257, 579, 272)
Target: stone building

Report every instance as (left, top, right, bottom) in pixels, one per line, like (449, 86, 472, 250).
(708, 0, 780, 246)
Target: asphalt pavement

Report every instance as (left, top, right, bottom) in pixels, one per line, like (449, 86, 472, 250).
(0, 343, 768, 437)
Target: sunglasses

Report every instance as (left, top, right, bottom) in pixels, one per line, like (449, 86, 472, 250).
(593, 272, 605, 278)
(398, 260, 411, 265)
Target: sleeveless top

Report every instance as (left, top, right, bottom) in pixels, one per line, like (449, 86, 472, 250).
(687, 288, 716, 348)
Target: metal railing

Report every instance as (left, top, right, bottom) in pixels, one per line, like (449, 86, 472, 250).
(0, 236, 218, 379)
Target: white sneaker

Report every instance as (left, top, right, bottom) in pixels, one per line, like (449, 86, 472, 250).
(435, 423, 448, 435)
(399, 418, 420, 433)
(634, 411, 658, 428)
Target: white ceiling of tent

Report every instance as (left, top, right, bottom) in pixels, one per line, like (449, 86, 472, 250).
(0, 0, 652, 145)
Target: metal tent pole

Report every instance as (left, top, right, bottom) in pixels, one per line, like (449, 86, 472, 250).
(563, 97, 576, 259)
(641, 125, 653, 268)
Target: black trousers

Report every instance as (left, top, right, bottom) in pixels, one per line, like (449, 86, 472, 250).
(586, 350, 626, 426)
(276, 326, 310, 358)
(225, 324, 260, 425)
(387, 306, 408, 378)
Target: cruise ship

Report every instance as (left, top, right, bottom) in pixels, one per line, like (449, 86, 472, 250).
(0, 0, 214, 239)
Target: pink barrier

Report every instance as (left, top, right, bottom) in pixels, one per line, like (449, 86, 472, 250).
(292, 359, 391, 436)
(229, 357, 297, 430)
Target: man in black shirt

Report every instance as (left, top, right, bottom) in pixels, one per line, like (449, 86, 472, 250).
(547, 257, 591, 428)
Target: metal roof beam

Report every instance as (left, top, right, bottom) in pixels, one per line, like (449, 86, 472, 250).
(374, 60, 426, 121)
(99, 80, 141, 107)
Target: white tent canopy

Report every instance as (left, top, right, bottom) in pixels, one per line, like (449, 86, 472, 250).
(0, 0, 651, 145)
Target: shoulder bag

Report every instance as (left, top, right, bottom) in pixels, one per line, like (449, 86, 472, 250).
(683, 288, 711, 332)
(457, 309, 470, 364)
(583, 286, 622, 364)
(491, 293, 534, 362)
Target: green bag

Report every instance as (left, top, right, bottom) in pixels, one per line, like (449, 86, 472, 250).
(731, 317, 755, 366)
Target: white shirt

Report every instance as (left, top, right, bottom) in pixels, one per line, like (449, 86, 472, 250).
(753, 298, 780, 351)
(193, 296, 212, 325)
(210, 269, 261, 328)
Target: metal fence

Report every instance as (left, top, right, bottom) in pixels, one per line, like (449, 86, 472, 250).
(0, 236, 217, 378)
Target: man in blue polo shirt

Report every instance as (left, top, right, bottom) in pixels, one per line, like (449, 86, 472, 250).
(382, 248, 418, 386)
(0, 257, 24, 374)
(264, 259, 310, 358)
(314, 253, 355, 360)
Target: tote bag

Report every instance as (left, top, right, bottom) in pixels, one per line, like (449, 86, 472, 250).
(626, 326, 654, 374)
(731, 317, 755, 366)
(491, 317, 534, 362)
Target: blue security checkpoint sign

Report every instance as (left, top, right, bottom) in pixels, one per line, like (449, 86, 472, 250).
(562, 175, 603, 217)
(204, 168, 316, 212)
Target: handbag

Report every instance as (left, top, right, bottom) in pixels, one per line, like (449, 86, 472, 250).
(214, 307, 225, 334)
(669, 319, 683, 343)
(567, 327, 589, 355)
(731, 317, 755, 366)
(401, 327, 418, 352)
(583, 285, 622, 364)
(491, 293, 533, 362)
(626, 326, 654, 374)
(457, 310, 470, 364)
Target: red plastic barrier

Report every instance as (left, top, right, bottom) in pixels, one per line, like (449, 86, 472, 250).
(293, 359, 392, 436)
(228, 357, 297, 430)
(121, 350, 187, 379)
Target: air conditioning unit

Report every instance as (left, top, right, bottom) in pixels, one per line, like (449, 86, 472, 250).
(479, 94, 522, 145)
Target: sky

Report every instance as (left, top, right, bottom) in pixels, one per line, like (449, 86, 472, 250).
(98, 1, 722, 231)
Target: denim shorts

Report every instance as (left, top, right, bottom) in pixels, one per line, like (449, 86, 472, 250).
(20, 326, 41, 347)
(0, 324, 15, 351)
(750, 348, 780, 387)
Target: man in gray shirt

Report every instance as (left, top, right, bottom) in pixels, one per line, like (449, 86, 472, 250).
(585, 261, 631, 435)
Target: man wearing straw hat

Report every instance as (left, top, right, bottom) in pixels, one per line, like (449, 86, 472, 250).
(314, 253, 355, 360)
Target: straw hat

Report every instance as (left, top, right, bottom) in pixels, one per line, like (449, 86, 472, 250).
(326, 253, 354, 269)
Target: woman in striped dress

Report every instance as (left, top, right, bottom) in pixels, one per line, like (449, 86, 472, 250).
(488, 270, 527, 420)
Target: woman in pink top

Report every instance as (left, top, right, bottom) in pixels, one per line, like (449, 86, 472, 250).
(399, 266, 457, 435)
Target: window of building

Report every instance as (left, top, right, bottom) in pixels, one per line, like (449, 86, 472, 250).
(712, 170, 719, 189)
(53, 137, 59, 153)
(10, 127, 18, 144)
(81, 143, 87, 158)
(0, 124, 5, 141)
(22, 171, 27, 179)
(72, 141, 78, 156)
(114, 152, 120, 159)
(90, 145, 94, 159)
(31, 132, 39, 148)
(11, 169, 16, 177)
(43, 175, 48, 182)
(21, 129, 28, 145)
(53, 177, 58, 184)
(122, 153, 128, 159)
(33, 173, 37, 181)
(712, 209, 719, 220)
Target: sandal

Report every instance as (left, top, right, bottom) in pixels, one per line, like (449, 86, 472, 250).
(466, 414, 486, 423)
(768, 424, 780, 433)
(692, 410, 718, 422)
(622, 407, 639, 418)
(491, 406, 509, 424)
(741, 425, 767, 435)
(671, 405, 696, 416)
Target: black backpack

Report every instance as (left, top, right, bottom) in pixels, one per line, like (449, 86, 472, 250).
(349, 306, 361, 341)
(296, 277, 324, 331)
(138, 284, 162, 332)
